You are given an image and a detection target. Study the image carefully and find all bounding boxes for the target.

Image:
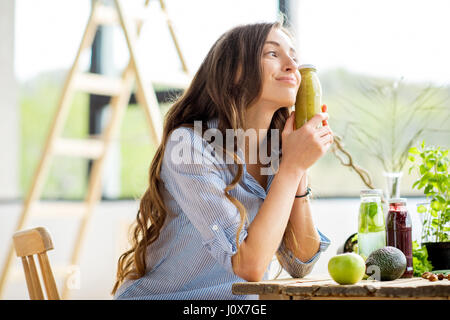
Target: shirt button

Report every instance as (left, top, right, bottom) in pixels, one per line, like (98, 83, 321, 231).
(211, 225, 218, 231)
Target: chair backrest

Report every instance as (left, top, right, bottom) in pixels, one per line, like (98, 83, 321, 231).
(13, 227, 60, 300)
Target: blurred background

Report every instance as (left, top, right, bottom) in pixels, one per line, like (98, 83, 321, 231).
(0, 0, 449, 299)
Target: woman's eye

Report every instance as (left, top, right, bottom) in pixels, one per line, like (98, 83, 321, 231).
(267, 51, 277, 57)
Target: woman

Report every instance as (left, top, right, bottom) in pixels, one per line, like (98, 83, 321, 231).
(112, 21, 333, 300)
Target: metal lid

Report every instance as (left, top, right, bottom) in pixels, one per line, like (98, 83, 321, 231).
(360, 189, 383, 196)
(361, 196, 381, 203)
(299, 64, 316, 70)
(389, 198, 407, 204)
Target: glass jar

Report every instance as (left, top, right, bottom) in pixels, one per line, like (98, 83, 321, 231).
(357, 189, 386, 260)
(386, 198, 413, 278)
(295, 64, 322, 129)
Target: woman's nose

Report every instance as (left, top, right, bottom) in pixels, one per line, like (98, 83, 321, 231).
(284, 57, 298, 72)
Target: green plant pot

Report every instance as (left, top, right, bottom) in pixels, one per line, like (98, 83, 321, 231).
(423, 242, 450, 270)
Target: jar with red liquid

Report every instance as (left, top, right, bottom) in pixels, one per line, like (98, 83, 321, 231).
(386, 198, 413, 278)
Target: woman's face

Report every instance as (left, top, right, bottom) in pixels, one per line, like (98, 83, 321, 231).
(258, 27, 300, 109)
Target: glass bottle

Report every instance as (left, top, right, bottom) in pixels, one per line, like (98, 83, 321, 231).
(295, 64, 322, 129)
(358, 189, 386, 260)
(386, 198, 413, 278)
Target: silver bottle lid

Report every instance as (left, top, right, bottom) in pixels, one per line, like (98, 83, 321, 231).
(361, 196, 381, 203)
(360, 189, 383, 196)
(388, 198, 407, 204)
(299, 64, 316, 70)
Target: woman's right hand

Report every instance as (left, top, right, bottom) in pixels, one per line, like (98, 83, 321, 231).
(280, 111, 333, 175)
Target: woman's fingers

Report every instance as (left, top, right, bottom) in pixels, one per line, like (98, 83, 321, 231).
(315, 126, 332, 138)
(321, 104, 328, 126)
(319, 131, 334, 145)
(307, 112, 329, 129)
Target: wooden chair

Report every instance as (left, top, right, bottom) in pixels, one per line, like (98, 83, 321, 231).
(13, 227, 60, 300)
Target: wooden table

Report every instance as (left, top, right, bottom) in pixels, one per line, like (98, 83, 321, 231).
(232, 275, 450, 300)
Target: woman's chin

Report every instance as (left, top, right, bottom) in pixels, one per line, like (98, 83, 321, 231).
(277, 99, 296, 108)
(278, 93, 297, 107)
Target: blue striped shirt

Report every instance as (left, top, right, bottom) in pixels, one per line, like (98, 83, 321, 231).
(114, 118, 330, 300)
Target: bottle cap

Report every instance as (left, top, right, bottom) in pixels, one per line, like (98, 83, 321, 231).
(361, 196, 381, 203)
(299, 64, 316, 70)
(360, 189, 383, 196)
(388, 198, 407, 204)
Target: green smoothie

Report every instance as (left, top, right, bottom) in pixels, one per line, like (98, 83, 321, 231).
(295, 65, 322, 129)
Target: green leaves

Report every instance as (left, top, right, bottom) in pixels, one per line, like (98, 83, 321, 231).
(412, 240, 433, 277)
(417, 204, 427, 213)
(358, 202, 385, 233)
(409, 141, 449, 243)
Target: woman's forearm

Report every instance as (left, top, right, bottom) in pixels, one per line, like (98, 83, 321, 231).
(284, 200, 320, 262)
(283, 173, 320, 262)
(231, 162, 304, 281)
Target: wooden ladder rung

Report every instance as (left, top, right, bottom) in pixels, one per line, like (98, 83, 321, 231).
(53, 138, 105, 159)
(95, 4, 151, 25)
(74, 73, 123, 96)
(95, 4, 118, 25)
(149, 72, 191, 90)
(31, 202, 87, 219)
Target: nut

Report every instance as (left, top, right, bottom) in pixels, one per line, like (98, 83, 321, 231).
(428, 274, 438, 282)
(437, 273, 445, 280)
(422, 272, 432, 279)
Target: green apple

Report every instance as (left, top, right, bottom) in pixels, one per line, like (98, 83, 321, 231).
(328, 253, 366, 285)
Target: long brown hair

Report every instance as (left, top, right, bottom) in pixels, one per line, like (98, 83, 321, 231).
(112, 21, 292, 295)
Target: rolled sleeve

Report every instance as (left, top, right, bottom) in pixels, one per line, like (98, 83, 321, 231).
(203, 223, 248, 274)
(161, 127, 247, 275)
(276, 229, 330, 278)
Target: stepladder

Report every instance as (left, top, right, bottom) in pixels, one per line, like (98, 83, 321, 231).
(0, 0, 190, 299)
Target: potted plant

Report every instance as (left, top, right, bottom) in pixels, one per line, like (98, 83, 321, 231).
(408, 141, 449, 270)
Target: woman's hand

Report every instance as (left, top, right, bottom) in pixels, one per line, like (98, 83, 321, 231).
(280, 105, 333, 175)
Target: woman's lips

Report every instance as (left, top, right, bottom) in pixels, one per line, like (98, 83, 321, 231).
(276, 76, 298, 86)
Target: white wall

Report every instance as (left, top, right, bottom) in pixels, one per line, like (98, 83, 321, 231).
(0, 0, 19, 199)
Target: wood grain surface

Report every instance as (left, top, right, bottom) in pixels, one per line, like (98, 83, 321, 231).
(232, 275, 450, 300)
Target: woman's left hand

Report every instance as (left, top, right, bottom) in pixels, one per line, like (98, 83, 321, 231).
(295, 104, 332, 195)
